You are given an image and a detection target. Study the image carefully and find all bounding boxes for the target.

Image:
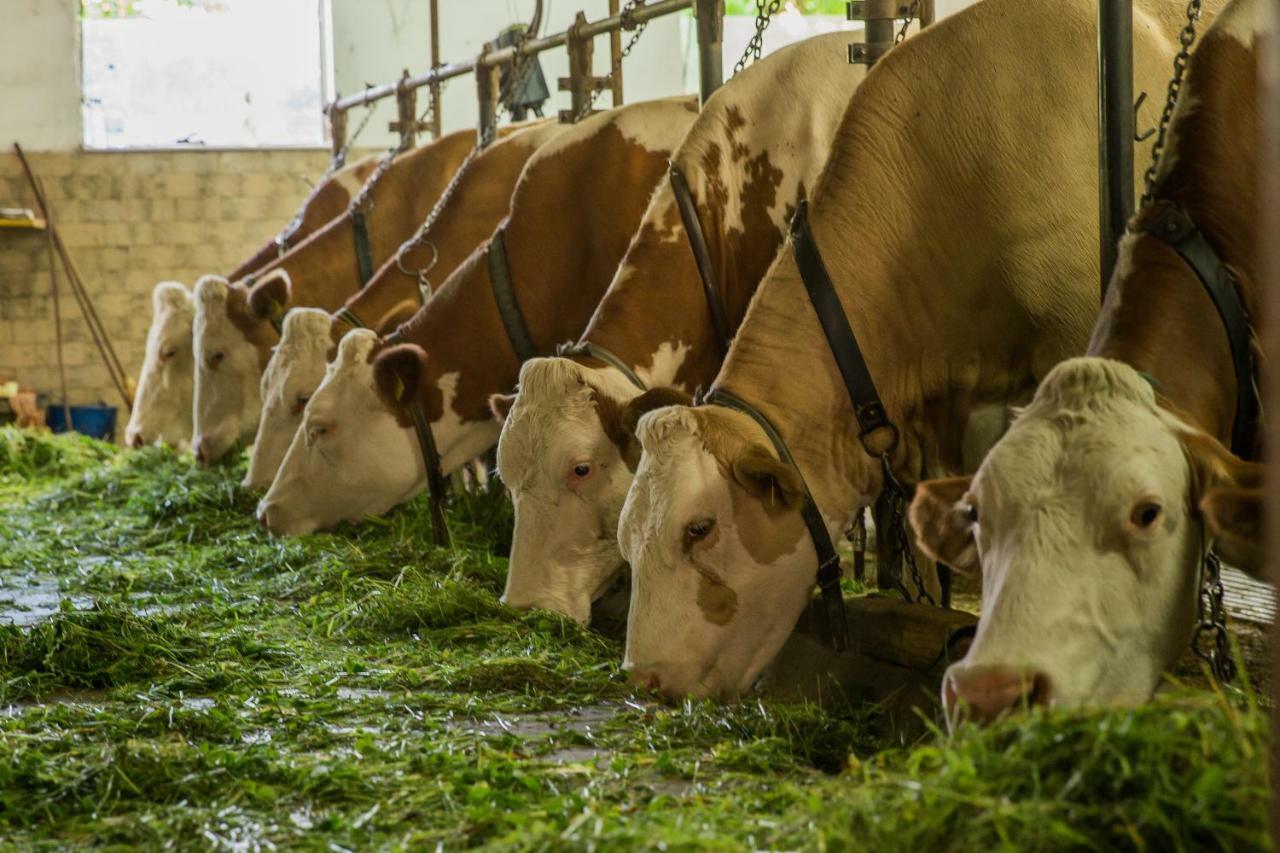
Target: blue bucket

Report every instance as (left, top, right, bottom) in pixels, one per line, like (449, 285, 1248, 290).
(46, 404, 118, 441)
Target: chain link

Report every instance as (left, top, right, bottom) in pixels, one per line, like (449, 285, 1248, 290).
(880, 454, 936, 607)
(895, 0, 920, 44)
(1141, 0, 1202, 207)
(1192, 549, 1236, 683)
(732, 0, 782, 77)
(573, 0, 649, 122)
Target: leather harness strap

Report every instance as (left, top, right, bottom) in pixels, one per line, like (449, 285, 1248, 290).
(380, 326, 451, 548)
(697, 387, 849, 653)
(351, 207, 376, 285)
(791, 200, 899, 453)
(1143, 202, 1258, 458)
(334, 306, 368, 331)
(488, 227, 539, 363)
(556, 341, 647, 392)
(670, 164, 734, 356)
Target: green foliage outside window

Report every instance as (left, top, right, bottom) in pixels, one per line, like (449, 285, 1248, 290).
(725, 0, 847, 14)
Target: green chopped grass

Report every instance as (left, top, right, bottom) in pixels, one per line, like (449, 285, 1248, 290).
(0, 429, 1270, 849)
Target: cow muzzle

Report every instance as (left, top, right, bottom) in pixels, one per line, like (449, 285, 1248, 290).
(943, 663, 1052, 728)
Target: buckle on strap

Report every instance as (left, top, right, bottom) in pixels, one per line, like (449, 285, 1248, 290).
(407, 396, 451, 548)
(1144, 202, 1257, 458)
(488, 227, 539, 364)
(789, 200, 899, 459)
(697, 387, 850, 652)
(556, 341, 647, 391)
(669, 163, 733, 356)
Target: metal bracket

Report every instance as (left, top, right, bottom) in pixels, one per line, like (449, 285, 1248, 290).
(389, 70, 431, 149)
(847, 42, 893, 64)
(847, 0, 914, 19)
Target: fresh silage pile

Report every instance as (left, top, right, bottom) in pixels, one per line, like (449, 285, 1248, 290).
(0, 428, 1270, 849)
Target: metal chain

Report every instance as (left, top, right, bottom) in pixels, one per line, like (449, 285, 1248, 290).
(1192, 549, 1236, 683)
(328, 100, 378, 175)
(347, 139, 409, 217)
(1140, 0, 1203, 207)
(880, 454, 936, 607)
(895, 0, 920, 44)
(573, 0, 649, 122)
(732, 0, 782, 76)
(391, 122, 496, 296)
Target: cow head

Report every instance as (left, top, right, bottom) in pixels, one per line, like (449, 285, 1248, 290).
(125, 281, 195, 450)
(494, 357, 688, 624)
(257, 330, 424, 536)
(191, 274, 269, 464)
(909, 357, 1263, 726)
(244, 308, 334, 491)
(619, 404, 820, 701)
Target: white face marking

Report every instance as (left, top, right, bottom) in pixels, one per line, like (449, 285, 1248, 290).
(125, 281, 195, 451)
(192, 275, 262, 463)
(945, 358, 1204, 711)
(618, 407, 812, 701)
(257, 331, 500, 536)
(497, 358, 641, 623)
(244, 308, 334, 490)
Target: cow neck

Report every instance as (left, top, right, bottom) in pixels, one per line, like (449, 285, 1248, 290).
(715, 202, 1053, 528)
(573, 182, 768, 393)
(330, 134, 543, 342)
(1090, 29, 1260, 454)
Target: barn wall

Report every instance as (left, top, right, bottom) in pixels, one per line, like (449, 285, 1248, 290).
(0, 149, 339, 420)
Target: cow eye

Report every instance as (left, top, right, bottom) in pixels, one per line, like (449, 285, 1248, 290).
(293, 394, 310, 414)
(209, 351, 226, 367)
(569, 462, 593, 481)
(160, 348, 176, 361)
(306, 424, 330, 446)
(685, 518, 715, 543)
(1131, 501, 1162, 530)
(964, 503, 978, 524)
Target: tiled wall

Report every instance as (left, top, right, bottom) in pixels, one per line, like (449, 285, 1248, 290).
(0, 149, 348, 435)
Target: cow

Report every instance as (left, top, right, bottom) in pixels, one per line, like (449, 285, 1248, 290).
(909, 0, 1265, 724)
(241, 125, 565, 490)
(492, 33, 867, 624)
(124, 156, 379, 450)
(614, 0, 1214, 702)
(124, 280, 198, 450)
(189, 127, 491, 464)
(255, 98, 699, 536)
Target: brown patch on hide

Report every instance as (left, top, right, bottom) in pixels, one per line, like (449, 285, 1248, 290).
(696, 573, 738, 626)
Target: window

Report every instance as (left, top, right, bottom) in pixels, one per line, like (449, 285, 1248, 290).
(81, 0, 331, 149)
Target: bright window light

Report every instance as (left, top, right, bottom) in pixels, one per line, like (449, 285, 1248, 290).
(81, 0, 330, 150)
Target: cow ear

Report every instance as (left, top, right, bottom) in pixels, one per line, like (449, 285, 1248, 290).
(601, 387, 692, 471)
(247, 269, 291, 321)
(908, 476, 979, 573)
(372, 344, 428, 410)
(1200, 487, 1263, 578)
(732, 446, 805, 513)
(490, 393, 516, 423)
(372, 299, 421, 336)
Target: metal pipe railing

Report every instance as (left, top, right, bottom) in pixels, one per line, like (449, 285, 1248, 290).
(1097, 0, 1134, 301)
(325, 0, 699, 154)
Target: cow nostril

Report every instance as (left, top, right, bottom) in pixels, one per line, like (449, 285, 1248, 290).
(127, 433, 144, 449)
(1027, 671, 1052, 708)
(946, 664, 1047, 727)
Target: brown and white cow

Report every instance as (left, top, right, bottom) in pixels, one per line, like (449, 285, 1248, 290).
(256, 98, 698, 536)
(190, 128, 486, 464)
(910, 0, 1265, 723)
(125, 156, 379, 450)
(242, 125, 568, 489)
(615, 0, 1208, 702)
(493, 33, 867, 623)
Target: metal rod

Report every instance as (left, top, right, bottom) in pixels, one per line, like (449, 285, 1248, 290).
(1097, 0, 1134, 300)
(476, 42, 501, 146)
(329, 106, 347, 162)
(428, 0, 442, 138)
(1263, 0, 1280, 837)
(694, 0, 724, 105)
(561, 12, 595, 123)
(327, 0, 691, 115)
(609, 0, 624, 106)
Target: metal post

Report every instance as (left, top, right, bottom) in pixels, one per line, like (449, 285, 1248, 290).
(609, 0, 624, 106)
(1263, 0, 1280, 839)
(476, 42, 501, 144)
(847, 1, 913, 66)
(329, 107, 348, 163)
(390, 69, 427, 149)
(1097, 0, 1134, 300)
(694, 0, 724, 105)
(429, 0, 442, 138)
(559, 12, 596, 122)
